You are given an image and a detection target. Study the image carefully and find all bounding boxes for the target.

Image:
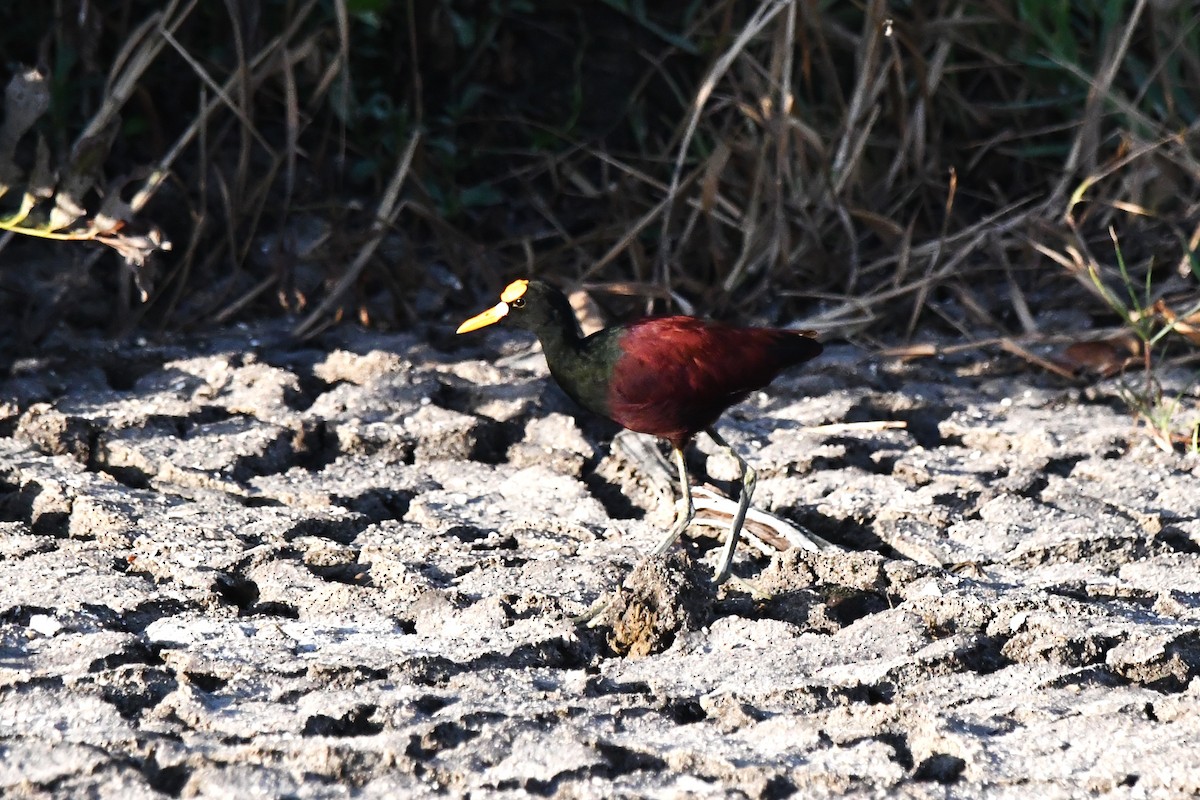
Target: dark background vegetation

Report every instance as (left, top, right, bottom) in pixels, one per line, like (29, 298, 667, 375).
(0, 0, 1197, 366)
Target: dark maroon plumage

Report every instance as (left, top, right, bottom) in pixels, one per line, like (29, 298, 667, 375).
(608, 317, 823, 449)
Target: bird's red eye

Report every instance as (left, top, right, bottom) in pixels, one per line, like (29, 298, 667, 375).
(511, 298, 525, 308)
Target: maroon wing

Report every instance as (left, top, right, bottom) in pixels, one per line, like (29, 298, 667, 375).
(607, 317, 821, 448)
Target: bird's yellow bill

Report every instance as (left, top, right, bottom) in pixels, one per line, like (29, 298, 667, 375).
(457, 280, 529, 333)
(456, 301, 510, 334)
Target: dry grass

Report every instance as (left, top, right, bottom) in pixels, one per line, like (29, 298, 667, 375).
(0, 0, 1196, 356)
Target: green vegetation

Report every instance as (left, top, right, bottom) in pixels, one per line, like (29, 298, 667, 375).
(1082, 228, 1200, 453)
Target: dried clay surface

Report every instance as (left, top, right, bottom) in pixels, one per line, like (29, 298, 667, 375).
(1, 320, 1198, 799)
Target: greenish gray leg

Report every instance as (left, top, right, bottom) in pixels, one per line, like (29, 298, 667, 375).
(651, 446, 694, 556)
(706, 427, 756, 584)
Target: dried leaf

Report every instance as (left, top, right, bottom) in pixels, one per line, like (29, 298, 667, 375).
(98, 227, 170, 266)
(0, 68, 50, 186)
(50, 125, 119, 231)
(97, 226, 170, 301)
(1, 69, 50, 144)
(28, 137, 54, 199)
(95, 189, 135, 234)
(1058, 335, 1141, 377)
(1151, 298, 1200, 346)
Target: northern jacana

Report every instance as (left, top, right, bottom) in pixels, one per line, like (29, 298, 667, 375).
(457, 279, 822, 583)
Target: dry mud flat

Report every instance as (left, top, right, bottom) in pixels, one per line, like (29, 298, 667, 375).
(0, 321, 1198, 799)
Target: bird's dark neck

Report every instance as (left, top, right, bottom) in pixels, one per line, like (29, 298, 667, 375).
(529, 295, 616, 418)
(529, 291, 586, 364)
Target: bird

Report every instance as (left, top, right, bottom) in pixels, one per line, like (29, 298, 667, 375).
(457, 278, 822, 584)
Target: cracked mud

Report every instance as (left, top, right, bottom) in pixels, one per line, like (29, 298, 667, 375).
(1, 321, 1199, 798)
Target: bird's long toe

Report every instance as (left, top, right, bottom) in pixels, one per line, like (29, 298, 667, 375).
(652, 497, 695, 555)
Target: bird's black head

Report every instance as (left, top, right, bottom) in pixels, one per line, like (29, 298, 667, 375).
(456, 279, 580, 338)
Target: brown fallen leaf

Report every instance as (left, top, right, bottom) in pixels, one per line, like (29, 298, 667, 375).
(1058, 335, 1142, 378)
(1151, 298, 1200, 346)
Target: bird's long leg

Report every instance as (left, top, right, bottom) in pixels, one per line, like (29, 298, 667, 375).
(706, 427, 756, 584)
(651, 446, 694, 556)
(574, 446, 692, 627)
